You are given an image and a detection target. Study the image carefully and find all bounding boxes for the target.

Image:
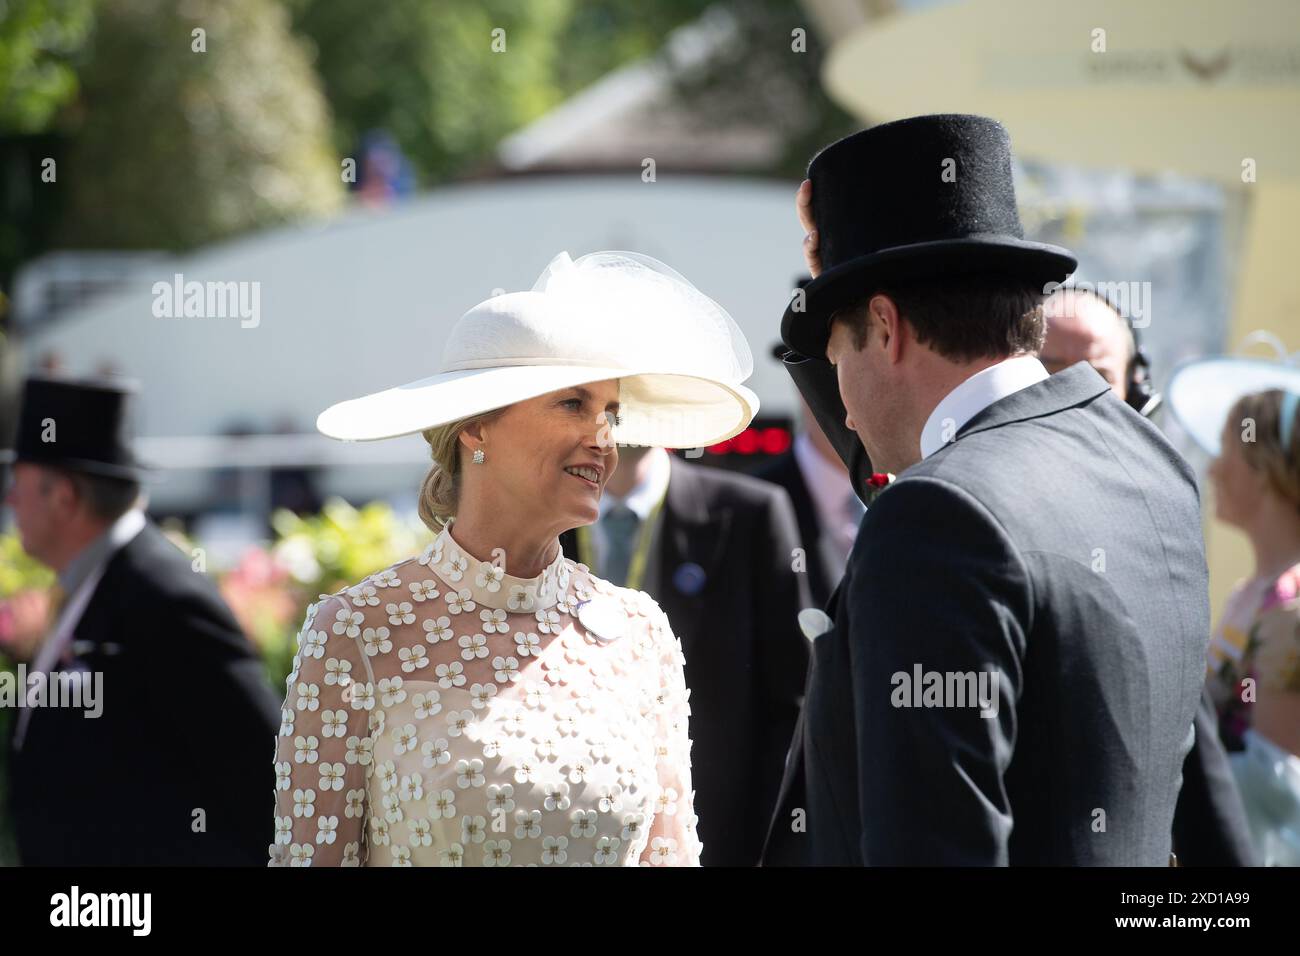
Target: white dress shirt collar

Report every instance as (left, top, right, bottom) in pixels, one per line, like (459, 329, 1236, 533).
(919, 355, 1049, 459)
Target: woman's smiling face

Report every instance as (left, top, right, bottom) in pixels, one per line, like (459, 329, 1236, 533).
(465, 379, 621, 530)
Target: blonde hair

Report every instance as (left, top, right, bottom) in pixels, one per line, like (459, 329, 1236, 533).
(416, 409, 505, 533)
(1228, 388, 1300, 514)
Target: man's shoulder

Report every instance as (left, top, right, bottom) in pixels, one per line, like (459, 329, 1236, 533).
(95, 519, 245, 638)
(104, 519, 210, 600)
(675, 456, 795, 512)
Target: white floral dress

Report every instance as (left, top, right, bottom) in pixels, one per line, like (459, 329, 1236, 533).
(268, 518, 702, 866)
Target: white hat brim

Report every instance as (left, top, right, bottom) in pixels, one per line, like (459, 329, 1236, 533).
(1167, 356, 1300, 457)
(316, 364, 759, 449)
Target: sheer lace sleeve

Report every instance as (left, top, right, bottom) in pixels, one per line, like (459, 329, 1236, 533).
(638, 599, 704, 866)
(269, 594, 373, 867)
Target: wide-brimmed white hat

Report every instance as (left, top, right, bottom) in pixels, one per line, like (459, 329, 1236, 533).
(316, 250, 759, 448)
(1167, 332, 1300, 457)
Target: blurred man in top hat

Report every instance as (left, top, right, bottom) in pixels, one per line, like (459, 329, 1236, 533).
(1, 375, 281, 865)
(763, 114, 1211, 865)
(1041, 285, 1255, 866)
(560, 445, 810, 866)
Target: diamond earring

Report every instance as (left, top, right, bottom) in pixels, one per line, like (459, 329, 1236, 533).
(472, 448, 485, 464)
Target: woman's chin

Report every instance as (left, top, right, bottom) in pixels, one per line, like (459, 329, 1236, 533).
(561, 496, 600, 526)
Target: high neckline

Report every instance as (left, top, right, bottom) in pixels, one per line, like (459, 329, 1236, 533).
(420, 517, 569, 612)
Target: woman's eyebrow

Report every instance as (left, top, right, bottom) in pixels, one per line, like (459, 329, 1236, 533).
(570, 385, 620, 411)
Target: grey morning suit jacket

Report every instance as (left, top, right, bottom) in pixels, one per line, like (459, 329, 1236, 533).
(762, 362, 1210, 865)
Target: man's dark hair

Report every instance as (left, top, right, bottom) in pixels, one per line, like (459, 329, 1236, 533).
(830, 273, 1047, 362)
(40, 466, 141, 523)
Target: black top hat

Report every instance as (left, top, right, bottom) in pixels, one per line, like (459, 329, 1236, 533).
(0, 375, 157, 481)
(780, 114, 1077, 360)
(772, 276, 815, 362)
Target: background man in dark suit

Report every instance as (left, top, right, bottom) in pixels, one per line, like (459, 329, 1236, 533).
(561, 444, 809, 866)
(765, 114, 1211, 865)
(1042, 285, 1255, 866)
(2, 376, 281, 865)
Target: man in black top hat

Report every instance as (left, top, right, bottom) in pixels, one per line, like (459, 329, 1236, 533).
(762, 114, 1211, 865)
(1, 375, 281, 865)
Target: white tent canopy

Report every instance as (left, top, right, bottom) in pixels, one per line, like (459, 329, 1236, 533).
(17, 175, 809, 511)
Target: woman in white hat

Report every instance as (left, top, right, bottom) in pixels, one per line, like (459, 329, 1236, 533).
(269, 251, 757, 866)
(1169, 352, 1300, 865)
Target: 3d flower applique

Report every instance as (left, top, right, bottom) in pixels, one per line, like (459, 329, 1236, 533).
(483, 839, 512, 866)
(412, 690, 442, 720)
(435, 660, 466, 688)
(362, 625, 393, 656)
(373, 569, 402, 589)
(513, 631, 541, 657)
(593, 835, 621, 865)
(422, 740, 452, 772)
(439, 843, 465, 867)
(333, 607, 363, 638)
(324, 656, 352, 686)
(476, 561, 505, 592)
(377, 676, 406, 707)
(349, 583, 380, 607)
(398, 644, 429, 672)
(417, 541, 441, 569)
(514, 809, 543, 839)
(442, 553, 469, 583)
(446, 708, 476, 739)
(446, 589, 476, 615)
(456, 758, 485, 788)
(345, 734, 373, 767)
(459, 632, 490, 660)
(423, 615, 454, 643)
(428, 787, 456, 818)
(507, 584, 537, 612)
(391, 723, 419, 757)
(409, 579, 440, 602)
(387, 601, 416, 626)
(493, 655, 521, 683)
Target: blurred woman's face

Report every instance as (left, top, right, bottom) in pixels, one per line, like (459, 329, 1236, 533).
(467, 379, 620, 530)
(1209, 419, 1266, 527)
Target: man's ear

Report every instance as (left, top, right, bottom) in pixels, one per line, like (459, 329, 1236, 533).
(45, 470, 79, 517)
(869, 293, 905, 363)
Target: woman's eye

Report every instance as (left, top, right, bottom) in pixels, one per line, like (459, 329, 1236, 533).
(606, 411, 622, 427)
(562, 398, 583, 410)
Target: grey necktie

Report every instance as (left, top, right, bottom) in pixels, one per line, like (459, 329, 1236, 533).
(602, 503, 640, 586)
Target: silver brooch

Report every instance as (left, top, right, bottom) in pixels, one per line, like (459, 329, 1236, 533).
(576, 596, 628, 643)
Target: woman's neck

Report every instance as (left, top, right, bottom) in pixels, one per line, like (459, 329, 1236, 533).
(446, 505, 561, 580)
(1246, 502, 1300, 580)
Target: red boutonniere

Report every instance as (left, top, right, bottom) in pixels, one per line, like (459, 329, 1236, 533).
(865, 472, 895, 505)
